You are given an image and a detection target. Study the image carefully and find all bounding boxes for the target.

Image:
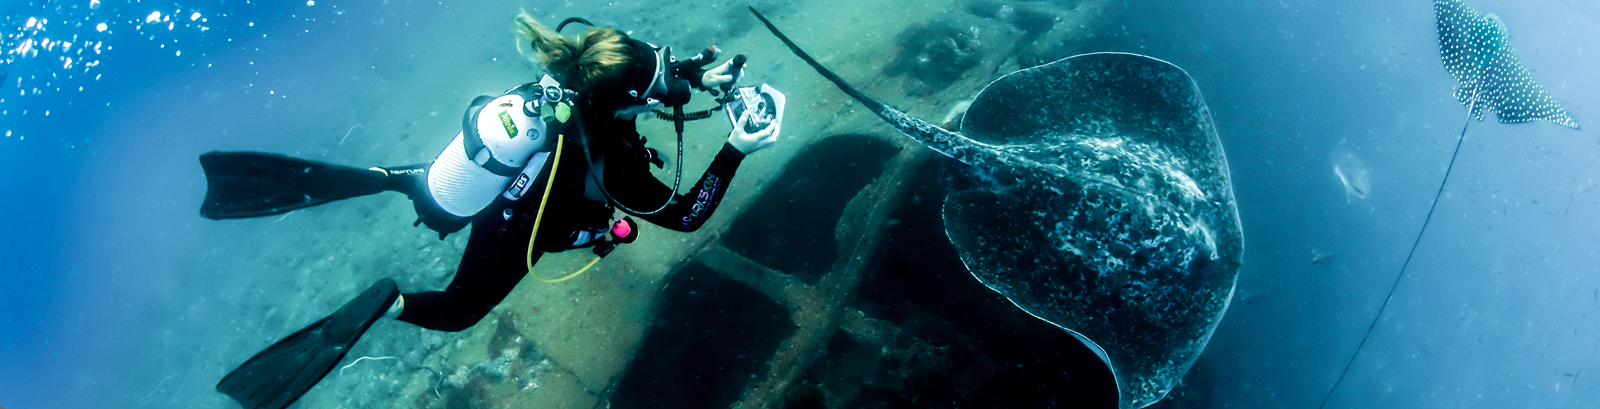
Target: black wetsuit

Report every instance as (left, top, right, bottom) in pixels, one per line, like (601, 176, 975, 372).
(396, 105, 745, 332)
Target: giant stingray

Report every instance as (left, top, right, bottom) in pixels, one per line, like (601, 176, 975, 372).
(752, 9, 1243, 408)
(1320, 0, 1581, 405)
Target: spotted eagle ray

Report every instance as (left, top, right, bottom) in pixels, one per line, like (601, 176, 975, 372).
(752, 8, 1243, 408)
(1321, 0, 1581, 406)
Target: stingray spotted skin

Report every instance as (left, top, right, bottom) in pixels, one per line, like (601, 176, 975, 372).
(949, 54, 1242, 409)
(752, 9, 1243, 409)
(1437, 0, 1579, 129)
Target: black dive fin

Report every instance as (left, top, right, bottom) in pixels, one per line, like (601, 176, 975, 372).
(199, 151, 388, 219)
(216, 279, 399, 409)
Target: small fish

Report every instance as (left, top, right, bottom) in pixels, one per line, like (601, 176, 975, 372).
(1309, 249, 1336, 265)
(1330, 149, 1370, 203)
(1237, 289, 1272, 305)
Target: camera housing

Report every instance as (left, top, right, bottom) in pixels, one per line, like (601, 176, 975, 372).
(724, 85, 785, 134)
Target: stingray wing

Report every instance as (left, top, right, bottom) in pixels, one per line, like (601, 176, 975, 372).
(950, 53, 1242, 409)
(1435, 0, 1579, 129)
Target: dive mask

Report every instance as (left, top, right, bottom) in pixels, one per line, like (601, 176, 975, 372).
(606, 39, 694, 118)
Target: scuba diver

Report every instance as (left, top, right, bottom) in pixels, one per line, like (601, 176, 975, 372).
(209, 13, 784, 409)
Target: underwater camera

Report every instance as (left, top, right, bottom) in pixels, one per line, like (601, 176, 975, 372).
(724, 84, 786, 134)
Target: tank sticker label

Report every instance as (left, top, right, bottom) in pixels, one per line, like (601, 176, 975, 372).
(498, 110, 518, 139)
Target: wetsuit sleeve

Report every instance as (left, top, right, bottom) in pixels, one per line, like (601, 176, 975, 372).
(606, 142, 745, 232)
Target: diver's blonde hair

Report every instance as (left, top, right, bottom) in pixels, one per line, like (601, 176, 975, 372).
(516, 12, 631, 92)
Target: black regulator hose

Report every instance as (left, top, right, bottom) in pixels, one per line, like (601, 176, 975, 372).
(556, 17, 594, 32)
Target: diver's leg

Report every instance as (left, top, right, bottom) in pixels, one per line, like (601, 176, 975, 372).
(375, 163, 472, 238)
(395, 207, 535, 331)
(375, 163, 429, 195)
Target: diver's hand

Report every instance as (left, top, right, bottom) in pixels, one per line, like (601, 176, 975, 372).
(701, 58, 743, 90)
(728, 113, 778, 154)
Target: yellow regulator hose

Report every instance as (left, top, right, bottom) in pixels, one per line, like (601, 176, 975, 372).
(527, 131, 603, 283)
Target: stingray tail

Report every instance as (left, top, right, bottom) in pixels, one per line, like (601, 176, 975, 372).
(748, 7, 982, 164)
(1319, 94, 1478, 409)
(748, 8, 879, 112)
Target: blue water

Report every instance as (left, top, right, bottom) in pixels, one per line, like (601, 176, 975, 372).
(0, 1, 468, 407)
(2, 0, 1599, 408)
